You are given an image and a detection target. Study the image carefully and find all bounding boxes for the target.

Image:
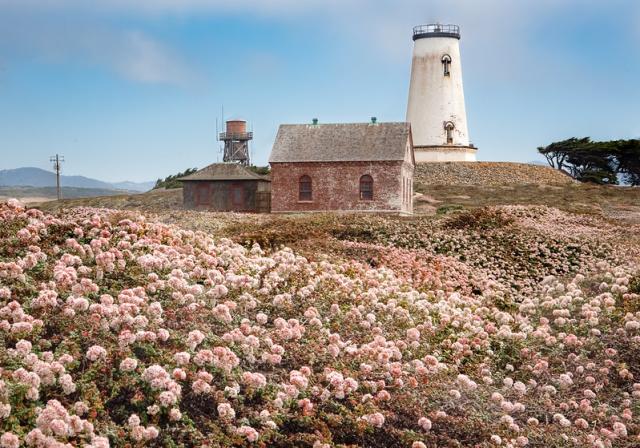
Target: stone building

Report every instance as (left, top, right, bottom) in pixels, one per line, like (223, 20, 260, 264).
(269, 121, 414, 214)
(179, 163, 271, 213)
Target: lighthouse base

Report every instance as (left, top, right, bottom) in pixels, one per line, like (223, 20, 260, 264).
(414, 145, 477, 163)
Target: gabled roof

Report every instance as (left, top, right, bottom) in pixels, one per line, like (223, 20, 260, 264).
(178, 163, 270, 182)
(269, 122, 412, 163)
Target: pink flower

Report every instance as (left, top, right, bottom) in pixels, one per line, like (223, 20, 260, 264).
(418, 417, 432, 431)
(192, 379, 211, 395)
(86, 345, 107, 362)
(143, 426, 159, 440)
(361, 412, 385, 428)
(217, 403, 235, 420)
(613, 422, 627, 437)
(119, 358, 138, 372)
(236, 425, 259, 442)
(169, 408, 182, 421)
(174, 352, 191, 365)
(242, 371, 267, 389)
(298, 398, 313, 415)
(406, 328, 420, 341)
(59, 374, 76, 395)
(0, 433, 19, 448)
(187, 330, 205, 350)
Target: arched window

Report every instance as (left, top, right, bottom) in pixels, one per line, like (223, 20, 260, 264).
(444, 121, 455, 144)
(299, 175, 312, 201)
(360, 175, 373, 200)
(441, 54, 451, 77)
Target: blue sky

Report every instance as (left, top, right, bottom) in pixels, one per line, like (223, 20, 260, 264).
(0, 0, 639, 182)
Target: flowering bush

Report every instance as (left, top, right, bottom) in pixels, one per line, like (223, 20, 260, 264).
(0, 199, 639, 447)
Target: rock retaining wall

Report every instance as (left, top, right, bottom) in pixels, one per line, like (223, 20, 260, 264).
(415, 162, 575, 186)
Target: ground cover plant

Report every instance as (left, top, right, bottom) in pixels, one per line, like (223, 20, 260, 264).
(1, 198, 640, 447)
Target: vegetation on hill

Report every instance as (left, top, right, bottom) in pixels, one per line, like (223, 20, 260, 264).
(153, 168, 197, 190)
(247, 165, 271, 176)
(1, 197, 639, 447)
(538, 137, 640, 185)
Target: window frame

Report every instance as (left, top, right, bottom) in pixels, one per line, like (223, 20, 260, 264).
(298, 175, 313, 201)
(441, 54, 452, 77)
(359, 174, 374, 201)
(444, 121, 455, 144)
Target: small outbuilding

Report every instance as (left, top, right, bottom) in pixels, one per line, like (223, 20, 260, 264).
(179, 163, 271, 213)
(269, 121, 414, 214)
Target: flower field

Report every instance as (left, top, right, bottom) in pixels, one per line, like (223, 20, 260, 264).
(1, 198, 639, 447)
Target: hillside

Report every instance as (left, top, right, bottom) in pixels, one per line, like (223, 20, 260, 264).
(1, 196, 639, 447)
(0, 167, 154, 192)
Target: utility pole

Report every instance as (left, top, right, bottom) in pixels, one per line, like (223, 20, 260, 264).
(50, 154, 64, 200)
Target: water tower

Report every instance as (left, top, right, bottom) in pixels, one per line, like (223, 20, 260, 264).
(220, 119, 252, 165)
(406, 24, 477, 162)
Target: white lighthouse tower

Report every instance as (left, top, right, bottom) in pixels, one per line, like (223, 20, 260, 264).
(406, 24, 477, 162)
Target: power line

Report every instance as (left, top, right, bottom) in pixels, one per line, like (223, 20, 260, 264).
(49, 154, 64, 200)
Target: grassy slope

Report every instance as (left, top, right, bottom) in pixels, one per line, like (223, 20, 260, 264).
(413, 183, 640, 220)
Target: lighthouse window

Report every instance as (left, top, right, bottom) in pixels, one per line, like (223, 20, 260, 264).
(441, 54, 451, 76)
(445, 122, 455, 144)
(299, 175, 312, 201)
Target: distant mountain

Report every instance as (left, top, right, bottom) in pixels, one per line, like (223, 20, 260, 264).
(0, 167, 154, 192)
(528, 160, 549, 166)
(110, 181, 156, 192)
(0, 186, 140, 201)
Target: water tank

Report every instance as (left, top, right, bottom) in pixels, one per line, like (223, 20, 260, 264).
(226, 120, 247, 134)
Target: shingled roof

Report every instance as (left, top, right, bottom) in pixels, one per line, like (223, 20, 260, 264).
(269, 122, 412, 163)
(178, 163, 270, 182)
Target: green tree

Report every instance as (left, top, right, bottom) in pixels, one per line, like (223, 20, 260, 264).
(538, 138, 622, 185)
(153, 168, 198, 190)
(614, 139, 640, 186)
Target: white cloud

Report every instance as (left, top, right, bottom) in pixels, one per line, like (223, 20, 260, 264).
(103, 31, 197, 85)
(1, 0, 638, 86)
(0, 12, 197, 86)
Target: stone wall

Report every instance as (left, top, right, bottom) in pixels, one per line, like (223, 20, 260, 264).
(270, 161, 413, 214)
(415, 162, 575, 186)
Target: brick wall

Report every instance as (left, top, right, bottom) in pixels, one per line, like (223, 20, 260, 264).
(271, 161, 413, 214)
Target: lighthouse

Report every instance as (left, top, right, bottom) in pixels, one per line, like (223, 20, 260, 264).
(406, 24, 477, 162)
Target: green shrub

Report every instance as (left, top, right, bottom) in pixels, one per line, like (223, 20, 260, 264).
(444, 207, 514, 231)
(153, 168, 198, 190)
(436, 204, 464, 215)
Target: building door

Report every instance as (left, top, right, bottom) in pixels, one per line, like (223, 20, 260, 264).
(195, 184, 210, 208)
(230, 184, 244, 210)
